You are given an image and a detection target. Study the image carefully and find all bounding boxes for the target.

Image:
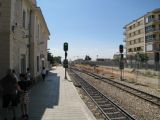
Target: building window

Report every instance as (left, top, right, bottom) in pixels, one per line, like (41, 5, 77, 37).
(145, 25, 155, 32)
(146, 34, 156, 42)
(137, 47, 141, 51)
(21, 54, 26, 73)
(148, 15, 155, 22)
(128, 48, 132, 52)
(134, 40, 136, 44)
(23, 10, 26, 28)
(129, 26, 132, 30)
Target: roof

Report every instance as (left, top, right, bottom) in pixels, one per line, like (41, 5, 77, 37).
(36, 7, 50, 37)
(123, 8, 160, 29)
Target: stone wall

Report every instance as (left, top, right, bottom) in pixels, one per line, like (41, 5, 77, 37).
(10, 0, 29, 74)
(0, 0, 11, 79)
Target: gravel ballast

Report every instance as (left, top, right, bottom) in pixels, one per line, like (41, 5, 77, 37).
(79, 72, 160, 120)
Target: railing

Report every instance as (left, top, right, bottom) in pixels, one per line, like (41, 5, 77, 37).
(146, 28, 160, 33)
(147, 19, 160, 23)
(146, 39, 160, 43)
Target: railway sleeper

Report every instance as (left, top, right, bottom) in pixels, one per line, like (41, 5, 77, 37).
(96, 101, 107, 104)
(103, 107, 116, 111)
(100, 104, 113, 108)
(97, 102, 108, 107)
(107, 112, 125, 119)
(93, 96, 103, 99)
(90, 95, 100, 97)
(149, 98, 159, 103)
(110, 116, 127, 120)
(90, 94, 103, 98)
(94, 98, 106, 102)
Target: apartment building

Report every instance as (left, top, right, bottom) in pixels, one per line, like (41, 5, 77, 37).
(0, 0, 50, 79)
(145, 9, 160, 62)
(124, 17, 145, 59)
(124, 8, 160, 63)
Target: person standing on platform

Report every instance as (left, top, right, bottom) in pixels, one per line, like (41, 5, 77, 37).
(0, 69, 22, 120)
(12, 69, 19, 82)
(18, 74, 31, 120)
(26, 68, 31, 81)
(41, 67, 46, 81)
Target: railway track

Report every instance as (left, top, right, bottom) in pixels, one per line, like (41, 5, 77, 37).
(68, 69, 136, 120)
(71, 67, 160, 106)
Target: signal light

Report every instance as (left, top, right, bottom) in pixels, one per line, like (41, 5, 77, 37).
(119, 45, 123, 53)
(64, 42, 68, 51)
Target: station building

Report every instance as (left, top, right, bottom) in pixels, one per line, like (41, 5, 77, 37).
(0, 0, 50, 79)
(124, 8, 160, 64)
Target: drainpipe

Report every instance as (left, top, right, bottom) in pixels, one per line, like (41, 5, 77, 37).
(28, 10, 32, 69)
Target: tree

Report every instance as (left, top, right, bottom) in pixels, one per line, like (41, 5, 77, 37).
(136, 53, 149, 63)
(135, 53, 149, 69)
(47, 52, 54, 64)
(47, 52, 62, 65)
(84, 55, 91, 61)
(53, 56, 62, 64)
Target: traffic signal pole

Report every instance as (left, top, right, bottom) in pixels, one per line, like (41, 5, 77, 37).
(65, 51, 67, 79)
(63, 42, 68, 79)
(119, 45, 124, 81)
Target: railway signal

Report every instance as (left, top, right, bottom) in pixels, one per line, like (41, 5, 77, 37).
(119, 44, 123, 53)
(120, 54, 123, 60)
(63, 42, 69, 79)
(63, 59, 68, 68)
(64, 42, 68, 51)
(155, 52, 159, 62)
(155, 52, 159, 71)
(119, 45, 124, 80)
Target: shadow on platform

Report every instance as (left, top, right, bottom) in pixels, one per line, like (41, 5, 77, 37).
(29, 72, 60, 120)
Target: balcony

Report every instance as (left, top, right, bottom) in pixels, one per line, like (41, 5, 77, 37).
(145, 28, 160, 33)
(146, 19, 160, 24)
(146, 39, 160, 43)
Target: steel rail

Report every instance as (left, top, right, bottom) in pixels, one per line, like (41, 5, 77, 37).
(71, 67, 160, 106)
(68, 69, 136, 120)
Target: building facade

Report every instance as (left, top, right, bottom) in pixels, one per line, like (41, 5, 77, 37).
(0, 0, 50, 79)
(124, 8, 160, 64)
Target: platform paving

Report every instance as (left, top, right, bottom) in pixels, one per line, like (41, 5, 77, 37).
(0, 67, 96, 120)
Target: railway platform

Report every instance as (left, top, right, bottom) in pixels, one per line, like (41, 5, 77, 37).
(0, 66, 96, 120)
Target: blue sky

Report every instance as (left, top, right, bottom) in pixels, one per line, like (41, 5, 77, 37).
(37, 0, 160, 60)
